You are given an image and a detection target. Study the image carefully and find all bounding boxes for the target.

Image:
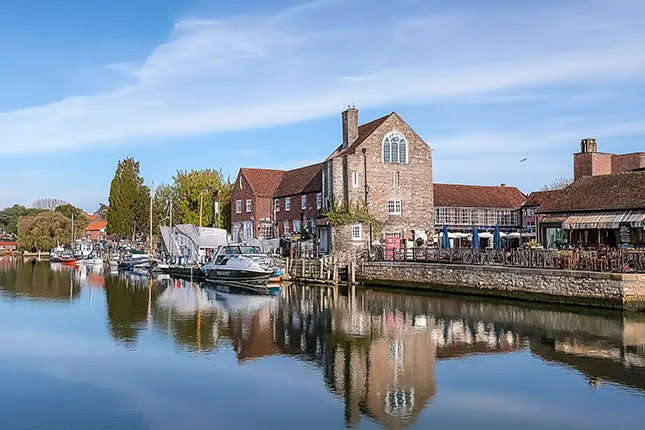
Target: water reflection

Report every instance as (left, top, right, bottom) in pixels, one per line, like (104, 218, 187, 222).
(1, 259, 645, 429)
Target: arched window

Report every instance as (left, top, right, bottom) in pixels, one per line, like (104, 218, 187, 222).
(383, 132, 407, 163)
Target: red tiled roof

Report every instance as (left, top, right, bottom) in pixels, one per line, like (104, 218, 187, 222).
(0, 241, 18, 247)
(84, 221, 108, 232)
(275, 163, 323, 197)
(434, 183, 527, 209)
(240, 168, 285, 198)
(522, 190, 561, 208)
(327, 113, 393, 159)
(538, 171, 645, 213)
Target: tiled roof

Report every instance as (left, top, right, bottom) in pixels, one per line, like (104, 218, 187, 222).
(275, 163, 323, 197)
(0, 241, 18, 246)
(522, 190, 561, 208)
(538, 171, 645, 213)
(240, 168, 285, 198)
(327, 113, 393, 159)
(434, 183, 527, 209)
(84, 221, 108, 231)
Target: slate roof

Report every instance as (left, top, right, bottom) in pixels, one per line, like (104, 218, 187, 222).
(327, 113, 393, 159)
(275, 163, 323, 197)
(522, 190, 561, 208)
(240, 168, 285, 198)
(434, 184, 527, 209)
(538, 171, 645, 213)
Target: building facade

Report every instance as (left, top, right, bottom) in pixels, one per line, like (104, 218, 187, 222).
(83, 220, 108, 241)
(574, 138, 645, 181)
(274, 163, 322, 237)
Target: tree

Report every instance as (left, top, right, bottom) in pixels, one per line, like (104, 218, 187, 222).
(154, 183, 178, 228)
(107, 158, 150, 239)
(32, 198, 67, 211)
(173, 169, 233, 230)
(540, 177, 573, 191)
(94, 203, 109, 220)
(0, 205, 43, 236)
(55, 204, 90, 234)
(17, 211, 71, 251)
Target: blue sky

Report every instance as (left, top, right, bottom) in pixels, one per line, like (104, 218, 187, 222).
(1, 0, 645, 211)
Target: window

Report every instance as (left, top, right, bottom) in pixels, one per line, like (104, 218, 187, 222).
(235, 200, 242, 213)
(351, 224, 362, 240)
(274, 198, 280, 212)
(293, 219, 301, 232)
(259, 223, 273, 239)
(284, 220, 290, 234)
(245, 199, 251, 213)
(285, 197, 291, 211)
(352, 171, 359, 188)
(316, 193, 322, 210)
(383, 132, 407, 163)
(388, 200, 402, 215)
(393, 172, 400, 188)
(301, 195, 306, 210)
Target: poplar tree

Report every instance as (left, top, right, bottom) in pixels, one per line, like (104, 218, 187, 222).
(107, 158, 149, 239)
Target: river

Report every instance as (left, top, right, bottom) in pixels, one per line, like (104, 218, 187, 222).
(1, 257, 645, 429)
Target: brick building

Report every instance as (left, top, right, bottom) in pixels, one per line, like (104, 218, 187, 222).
(574, 138, 645, 181)
(321, 107, 434, 252)
(274, 163, 322, 237)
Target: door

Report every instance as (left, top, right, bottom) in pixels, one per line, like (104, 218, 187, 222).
(320, 227, 328, 254)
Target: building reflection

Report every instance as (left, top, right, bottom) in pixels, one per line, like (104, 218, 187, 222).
(0, 259, 81, 301)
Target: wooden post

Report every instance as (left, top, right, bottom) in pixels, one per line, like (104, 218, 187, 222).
(350, 261, 356, 284)
(333, 263, 339, 286)
(320, 258, 324, 280)
(301, 259, 305, 278)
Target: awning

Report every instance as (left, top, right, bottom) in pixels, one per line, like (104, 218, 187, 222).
(540, 214, 571, 225)
(562, 210, 645, 230)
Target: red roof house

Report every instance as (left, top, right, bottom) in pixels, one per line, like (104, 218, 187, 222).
(84, 221, 108, 241)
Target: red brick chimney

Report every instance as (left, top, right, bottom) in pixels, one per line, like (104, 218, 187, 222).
(341, 105, 358, 150)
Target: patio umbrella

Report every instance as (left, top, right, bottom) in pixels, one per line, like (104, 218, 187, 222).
(472, 227, 480, 249)
(442, 225, 450, 249)
(494, 225, 501, 250)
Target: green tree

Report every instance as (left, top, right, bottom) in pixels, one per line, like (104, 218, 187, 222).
(173, 169, 232, 230)
(107, 158, 150, 239)
(0, 205, 43, 236)
(154, 183, 178, 228)
(17, 211, 71, 251)
(55, 204, 90, 237)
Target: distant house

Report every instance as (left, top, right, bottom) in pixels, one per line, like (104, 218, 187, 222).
(84, 221, 108, 241)
(0, 241, 18, 253)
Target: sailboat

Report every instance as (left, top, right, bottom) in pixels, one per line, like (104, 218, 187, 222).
(60, 214, 77, 265)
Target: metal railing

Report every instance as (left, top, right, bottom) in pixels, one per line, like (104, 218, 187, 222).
(370, 247, 645, 273)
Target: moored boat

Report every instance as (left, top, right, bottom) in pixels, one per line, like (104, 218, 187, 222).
(202, 245, 275, 285)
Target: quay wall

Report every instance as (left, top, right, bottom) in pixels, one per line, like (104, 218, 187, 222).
(359, 262, 645, 311)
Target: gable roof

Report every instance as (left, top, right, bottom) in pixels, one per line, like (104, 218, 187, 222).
(275, 163, 323, 197)
(327, 113, 393, 159)
(239, 168, 285, 198)
(538, 171, 645, 213)
(434, 183, 526, 209)
(522, 190, 561, 208)
(84, 221, 108, 231)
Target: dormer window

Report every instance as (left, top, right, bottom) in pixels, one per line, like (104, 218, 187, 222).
(383, 132, 407, 163)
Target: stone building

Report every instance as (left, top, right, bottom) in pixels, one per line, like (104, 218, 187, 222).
(574, 138, 645, 181)
(320, 107, 434, 253)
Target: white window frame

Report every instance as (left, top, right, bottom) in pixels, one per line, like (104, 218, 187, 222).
(235, 200, 242, 214)
(388, 200, 402, 215)
(293, 219, 301, 232)
(316, 193, 322, 210)
(274, 198, 280, 212)
(382, 131, 408, 164)
(285, 197, 291, 211)
(284, 220, 290, 234)
(301, 195, 307, 210)
(352, 171, 359, 188)
(351, 224, 362, 240)
(245, 199, 251, 213)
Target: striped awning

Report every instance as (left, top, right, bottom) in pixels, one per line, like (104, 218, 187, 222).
(562, 210, 645, 230)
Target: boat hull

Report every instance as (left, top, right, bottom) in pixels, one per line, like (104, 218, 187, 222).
(164, 266, 205, 280)
(203, 268, 273, 285)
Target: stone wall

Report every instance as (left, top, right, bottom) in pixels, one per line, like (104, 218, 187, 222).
(359, 261, 645, 310)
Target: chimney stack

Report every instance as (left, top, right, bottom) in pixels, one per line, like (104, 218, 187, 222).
(580, 138, 597, 153)
(341, 105, 358, 150)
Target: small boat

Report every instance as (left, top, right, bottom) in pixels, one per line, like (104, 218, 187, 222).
(203, 245, 275, 285)
(60, 256, 77, 266)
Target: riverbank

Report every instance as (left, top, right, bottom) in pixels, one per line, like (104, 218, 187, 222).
(359, 261, 645, 311)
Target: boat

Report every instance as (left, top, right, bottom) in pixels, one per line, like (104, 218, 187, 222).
(60, 255, 77, 266)
(76, 253, 104, 265)
(163, 264, 205, 280)
(49, 246, 65, 263)
(202, 245, 276, 285)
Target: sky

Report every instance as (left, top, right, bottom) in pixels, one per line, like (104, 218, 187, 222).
(1, 0, 645, 211)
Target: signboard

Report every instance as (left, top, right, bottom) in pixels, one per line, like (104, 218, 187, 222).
(385, 236, 401, 260)
(619, 223, 631, 244)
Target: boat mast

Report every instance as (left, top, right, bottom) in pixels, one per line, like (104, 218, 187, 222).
(149, 180, 154, 254)
(71, 213, 74, 251)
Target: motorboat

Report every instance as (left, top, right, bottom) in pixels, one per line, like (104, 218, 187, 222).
(202, 245, 276, 285)
(76, 253, 104, 265)
(163, 264, 205, 280)
(49, 246, 65, 263)
(60, 255, 77, 266)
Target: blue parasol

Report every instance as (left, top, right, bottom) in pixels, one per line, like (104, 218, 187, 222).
(472, 227, 480, 249)
(442, 225, 450, 249)
(494, 225, 501, 250)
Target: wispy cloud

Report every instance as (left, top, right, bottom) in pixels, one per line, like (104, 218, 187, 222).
(1, 0, 645, 155)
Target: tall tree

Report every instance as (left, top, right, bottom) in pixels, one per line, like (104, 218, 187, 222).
(173, 169, 232, 230)
(17, 211, 71, 251)
(107, 158, 150, 239)
(154, 183, 178, 228)
(540, 177, 573, 191)
(55, 204, 90, 235)
(0, 205, 43, 236)
(32, 198, 67, 210)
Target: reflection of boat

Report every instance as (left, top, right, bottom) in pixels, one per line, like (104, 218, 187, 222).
(203, 245, 274, 285)
(206, 287, 277, 315)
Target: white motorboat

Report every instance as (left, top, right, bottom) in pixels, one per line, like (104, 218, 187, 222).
(202, 245, 275, 285)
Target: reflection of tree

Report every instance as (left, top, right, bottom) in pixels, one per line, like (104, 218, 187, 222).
(105, 276, 163, 344)
(0, 261, 79, 301)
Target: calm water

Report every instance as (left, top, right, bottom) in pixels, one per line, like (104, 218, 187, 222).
(1, 259, 645, 429)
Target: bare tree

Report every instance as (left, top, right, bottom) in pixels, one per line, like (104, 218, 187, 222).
(540, 177, 573, 191)
(32, 198, 68, 211)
